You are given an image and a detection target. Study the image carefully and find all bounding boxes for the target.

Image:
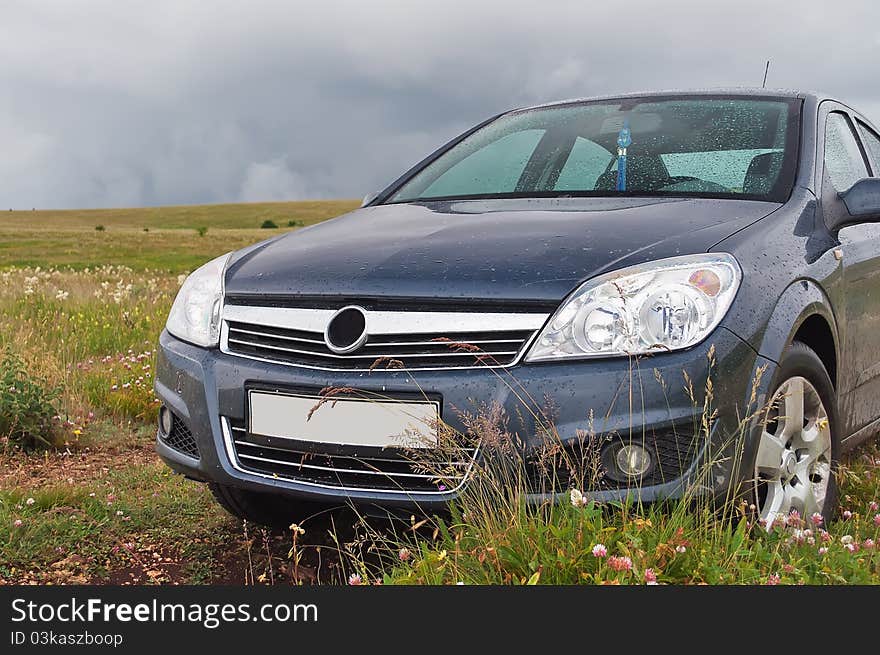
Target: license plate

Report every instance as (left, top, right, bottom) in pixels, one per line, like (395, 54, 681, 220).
(248, 391, 439, 448)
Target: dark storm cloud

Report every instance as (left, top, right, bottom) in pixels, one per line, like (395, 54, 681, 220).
(2, 0, 879, 209)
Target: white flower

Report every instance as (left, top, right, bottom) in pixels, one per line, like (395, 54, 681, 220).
(25, 498, 35, 506)
(841, 535, 854, 545)
(569, 488, 587, 508)
(591, 544, 607, 558)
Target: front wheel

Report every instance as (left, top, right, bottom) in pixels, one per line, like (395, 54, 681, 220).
(753, 341, 839, 527)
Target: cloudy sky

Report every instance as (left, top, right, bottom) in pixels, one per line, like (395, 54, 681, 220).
(2, 0, 878, 209)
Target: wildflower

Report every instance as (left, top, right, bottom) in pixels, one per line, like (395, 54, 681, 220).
(644, 568, 657, 584)
(791, 529, 806, 545)
(818, 547, 828, 555)
(607, 556, 633, 572)
(675, 545, 687, 554)
(820, 530, 832, 543)
(348, 574, 362, 586)
(55, 290, 69, 301)
(845, 543, 857, 553)
(810, 512, 823, 526)
(842, 510, 852, 520)
(863, 539, 875, 550)
(13, 519, 23, 528)
(25, 497, 35, 506)
(116, 510, 124, 516)
(870, 501, 879, 512)
(570, 488, 587, 508)
(874, 514, 880, 526)
(398, 548, 411, 562)
(786, 509, 802, 527)
(591, 544, 607, 558)
(841, 535, 854, 545)
(289, 523, 305, 536)
(766, 573, 780, 585)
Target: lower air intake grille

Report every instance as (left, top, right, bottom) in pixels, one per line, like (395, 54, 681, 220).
(525, 428, 699, 492)
(160, 415, 200, 459)
(224, 418, 476, 493)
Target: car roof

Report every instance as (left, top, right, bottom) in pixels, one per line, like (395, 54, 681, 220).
(518, 88, 829, 111)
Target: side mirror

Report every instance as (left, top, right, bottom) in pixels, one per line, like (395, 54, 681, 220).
(361, 191, 379, 207)
(838, 177, 880, 224)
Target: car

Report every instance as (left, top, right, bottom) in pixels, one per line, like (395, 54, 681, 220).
(154, 89, 880, 527)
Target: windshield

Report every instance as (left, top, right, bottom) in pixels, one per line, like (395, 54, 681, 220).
(387, 95, 801, 204)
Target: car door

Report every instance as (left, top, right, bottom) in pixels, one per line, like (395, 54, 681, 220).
(820, 107, 880, 436)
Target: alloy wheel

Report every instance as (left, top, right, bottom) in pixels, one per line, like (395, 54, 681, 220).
(754, 376, 832, 526)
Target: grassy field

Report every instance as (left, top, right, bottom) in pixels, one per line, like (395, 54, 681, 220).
(0, 200, 359, 271)
(1, 199, 878, 585)
(0, 200, 359, 584)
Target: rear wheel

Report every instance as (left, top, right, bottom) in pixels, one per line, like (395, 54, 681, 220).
(753, 341, 839, 527)
(209, 483, 320, 528)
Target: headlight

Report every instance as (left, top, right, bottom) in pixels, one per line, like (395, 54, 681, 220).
(525, 253, 741, 361)
(165, 253, 231, 347)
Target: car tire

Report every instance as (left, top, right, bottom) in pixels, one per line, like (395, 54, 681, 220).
(209, 483, 319, 528)
(752, 340, 839, 527)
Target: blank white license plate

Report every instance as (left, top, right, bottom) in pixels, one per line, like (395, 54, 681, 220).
(248, 391, 439, 448)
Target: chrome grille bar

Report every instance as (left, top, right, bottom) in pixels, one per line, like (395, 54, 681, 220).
(220, 303, 549, 372)
(222, 417, 479, 494)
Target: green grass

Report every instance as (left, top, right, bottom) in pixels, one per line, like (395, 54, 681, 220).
(0, 200, 356, 584)
(336, 432, 880, 585)
(0, 200, 359, 271)
(0, 422, 237, 584)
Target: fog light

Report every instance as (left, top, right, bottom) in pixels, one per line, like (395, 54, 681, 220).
(159, 406, 173, 436)
(615, 444, 652, 478)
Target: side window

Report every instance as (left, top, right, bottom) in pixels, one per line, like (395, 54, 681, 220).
(824, 112, 868, 191)
(421, 129, 544, 198)
(856, 121, 880, 175)
(554, 138, 613, 190)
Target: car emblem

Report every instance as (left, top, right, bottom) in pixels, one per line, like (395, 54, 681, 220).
(324, 305, 369, 354)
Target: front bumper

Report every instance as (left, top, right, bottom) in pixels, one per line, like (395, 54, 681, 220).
(154, 326, 771, 510)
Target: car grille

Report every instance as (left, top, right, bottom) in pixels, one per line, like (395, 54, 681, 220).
(224, 320, 536, 371)
(223, 418, 478, 494)
(160, 415, 200, 459)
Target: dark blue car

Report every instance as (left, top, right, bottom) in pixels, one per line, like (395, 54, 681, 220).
(155, 89, 880, 527)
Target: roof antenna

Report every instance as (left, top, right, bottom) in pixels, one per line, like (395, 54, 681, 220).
(762, 59, 771, 88)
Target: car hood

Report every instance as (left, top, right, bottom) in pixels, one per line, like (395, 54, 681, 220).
(225, 197, 779, 305)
